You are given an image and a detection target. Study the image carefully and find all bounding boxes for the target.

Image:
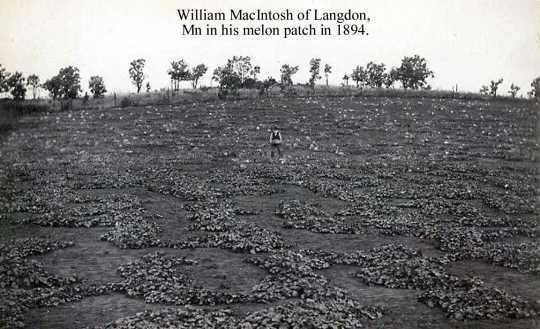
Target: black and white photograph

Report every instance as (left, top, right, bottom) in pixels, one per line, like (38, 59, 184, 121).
(0, 0, 539, 328)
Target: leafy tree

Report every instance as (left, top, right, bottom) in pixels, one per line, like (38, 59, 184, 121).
(396, 55, 434, 89)
(7, 71, 26, 100)
(129, 58, 146, 93)
(366, 62, 386, 88)
(308, 58, 321, 89)
(89, 76, 107, 98)
(384, 67, 398, 88)
(191, 64, 208, 89)
(43, 66, 81, 99)
(351, 65, 367, 88)
(43, 75, 62, 100)
(528, 77, 540, 99)
(489, 78, 503, 98)
(168, 60, 190, 91)
(280, 64, 299, 87)
(212, 63, 241, 97)
(508, 83, 520, 98)
(342, 74, 349, 87)
(58, 66, 81, 99)
(0, 64, 10, 93)
(27, 74, 40, 99)
(324, 64, 332, 86)
(212, 56, 258, 96)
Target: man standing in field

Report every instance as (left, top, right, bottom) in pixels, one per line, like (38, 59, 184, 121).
(269, 126, 283, 159)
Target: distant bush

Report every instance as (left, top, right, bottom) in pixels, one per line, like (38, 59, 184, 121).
(120, 97, 133, 108)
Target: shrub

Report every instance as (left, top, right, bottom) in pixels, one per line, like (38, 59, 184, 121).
(120, 97, 133, 108)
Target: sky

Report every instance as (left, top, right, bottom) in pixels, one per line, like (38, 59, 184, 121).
(0, 0, 539, 95)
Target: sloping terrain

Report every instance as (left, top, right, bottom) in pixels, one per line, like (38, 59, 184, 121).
(0, 96, 539, 328)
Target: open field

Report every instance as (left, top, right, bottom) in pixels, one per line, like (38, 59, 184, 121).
(0, 96, 539, 328)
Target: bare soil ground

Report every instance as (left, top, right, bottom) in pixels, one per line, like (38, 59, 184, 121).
(0, 96, 539, 328)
